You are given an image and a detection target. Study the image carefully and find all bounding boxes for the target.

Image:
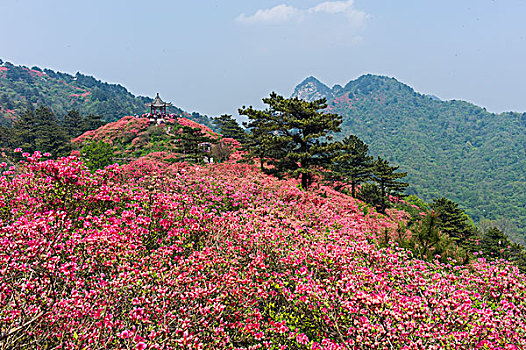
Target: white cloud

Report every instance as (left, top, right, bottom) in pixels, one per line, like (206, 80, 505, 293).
(236, 0, 368, 25)
(309, 0, 354, 14)
(236, 4, 301, 24)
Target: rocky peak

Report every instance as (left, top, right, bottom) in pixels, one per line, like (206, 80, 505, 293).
(291, 76, 334, 102)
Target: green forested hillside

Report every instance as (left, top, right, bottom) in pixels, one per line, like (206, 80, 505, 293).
(0, 59, 214, 128)
(292, 75, 526, 243)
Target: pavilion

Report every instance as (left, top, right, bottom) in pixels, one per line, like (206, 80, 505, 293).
(148, 93, 172, 123)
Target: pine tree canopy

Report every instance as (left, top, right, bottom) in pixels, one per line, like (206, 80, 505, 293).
(172, 125, 214, 163)
(239, 92, 342, 189)
(431, 197, 477, 246)
(12, 106, 71, 157)
(213, 114, 247, 143)
(330, 135, 374, 197)
(370, 156, 408, 213)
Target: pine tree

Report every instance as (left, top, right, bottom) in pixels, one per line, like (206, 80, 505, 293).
(81, 114, 104, 133)
(35, 107, 71, 156)
(404, 211, 460, 262)
(370, 157, 408, 213)
(213, 114, 247, 144)
(481, 227, 510, 259)
(12, 106, 71, 156)
(63, 110, 105, 138)
(63, 109, 83, 137)
(431, 197, 477, 248)
(241, 104, 281, 171)
(12, 108, 38, 151)
(329, 135, 373, 196)
(357, 183, 383, 210)
(239, 93, 342, 189)
(478, 226, 526, 271)
(0, 125, 12, 148)
(172, 126, 213, 163)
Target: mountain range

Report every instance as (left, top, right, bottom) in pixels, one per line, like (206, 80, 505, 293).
(0, 59, 214, 129)
(292, 75, 526, 242)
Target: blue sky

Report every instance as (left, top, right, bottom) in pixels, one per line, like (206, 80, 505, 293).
(1, 0, 525, 117)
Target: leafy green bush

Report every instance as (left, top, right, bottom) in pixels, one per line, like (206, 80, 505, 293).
(81, 140, 115, 172)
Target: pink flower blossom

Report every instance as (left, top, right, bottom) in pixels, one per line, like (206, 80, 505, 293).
(0, 154, 523, 349)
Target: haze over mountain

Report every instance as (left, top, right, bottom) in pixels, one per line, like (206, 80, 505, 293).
(292, 75, 526, 243)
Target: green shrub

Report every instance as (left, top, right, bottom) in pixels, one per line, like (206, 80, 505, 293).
(81, 141, 115, 172)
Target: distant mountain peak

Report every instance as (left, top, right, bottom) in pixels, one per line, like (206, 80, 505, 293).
(291, 76, 334, 102)
(291, 72, 526, 243)
(291, 74, 421, 102)
(341, 74, 416, 96)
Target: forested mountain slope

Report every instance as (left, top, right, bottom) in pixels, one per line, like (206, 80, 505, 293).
(292, 75, 526, 243)
(0, 59, 214, 128)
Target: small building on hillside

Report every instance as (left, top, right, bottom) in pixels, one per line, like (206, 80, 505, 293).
(148, 93, 172, 124)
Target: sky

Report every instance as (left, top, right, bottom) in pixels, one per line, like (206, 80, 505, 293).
(1, 0, 526, 117)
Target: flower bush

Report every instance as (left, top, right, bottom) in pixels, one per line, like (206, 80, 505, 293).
(72, 116, 221, 162)
(0, 153, 525, 349)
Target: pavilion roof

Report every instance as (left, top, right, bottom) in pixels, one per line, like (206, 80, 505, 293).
(149, 93, 172, 107)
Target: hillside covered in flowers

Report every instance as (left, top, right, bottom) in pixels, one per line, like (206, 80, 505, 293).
(1, 149, 525, 349)
(71, 115, 219, 159)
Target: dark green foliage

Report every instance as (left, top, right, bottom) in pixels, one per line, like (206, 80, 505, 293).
(1, 107, 104, 158)
(293, 74, 526, 242)
(357, 183, 383, 211)
(81, 141, 115, 172)
(369, 157, 408, 213)
(479, 226, 526, 271)
(398, 211, 466, 264)
(240, 93, 342, 189)
(2, 106, 104, 158)
(213, 114, 247, 143)
(0, 125, 11, 148)
(241, 107, 282, 171)
(172, 126, 214, 163)
(390, 195, 526, 269)
(328, 135, 373, 196)
(80, 114, 105, 135)
(431, 197, 477, 249)
(62, 109, 83, 137)
(11, 106, 71, 157)
(62, 109, 104, 138)
(481, 227, 511, 259)
(382, 196, 472, 264)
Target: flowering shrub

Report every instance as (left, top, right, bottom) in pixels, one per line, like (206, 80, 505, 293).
(0, 153, 525, 349)
(177, 117, 217, 138)
(72, 116, 152, 145)
(72, 116, 221, 161)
